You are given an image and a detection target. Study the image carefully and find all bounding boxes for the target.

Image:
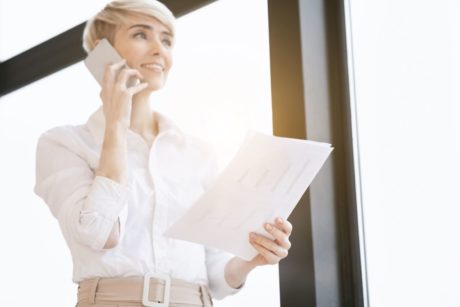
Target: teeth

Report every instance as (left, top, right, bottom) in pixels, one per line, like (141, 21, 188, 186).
(142, 63, 163, 71)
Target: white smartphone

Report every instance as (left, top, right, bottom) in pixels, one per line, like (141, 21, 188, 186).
(84, 38, 137, 87)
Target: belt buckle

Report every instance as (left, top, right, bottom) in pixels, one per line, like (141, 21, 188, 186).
(143, 272, 171, 307)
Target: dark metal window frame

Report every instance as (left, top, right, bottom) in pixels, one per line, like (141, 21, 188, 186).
(268, 1, 365, 306)
(0, 1, 365, 306)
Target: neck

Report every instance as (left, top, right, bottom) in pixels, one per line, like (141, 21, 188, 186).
(130, 91, 158, 144)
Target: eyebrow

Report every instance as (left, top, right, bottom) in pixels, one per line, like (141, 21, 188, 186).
(128, 24, 173, 37)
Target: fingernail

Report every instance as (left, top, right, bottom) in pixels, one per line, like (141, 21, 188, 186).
(265, 223, 272, 231)
(277, 217, 283, 224)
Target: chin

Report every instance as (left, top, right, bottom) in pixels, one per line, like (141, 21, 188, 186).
(146, 81, 165, 92)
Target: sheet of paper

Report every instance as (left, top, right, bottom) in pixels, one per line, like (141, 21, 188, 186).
(164, 131, 333, 261)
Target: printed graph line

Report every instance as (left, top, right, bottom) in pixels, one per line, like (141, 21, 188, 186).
(271, 164, 291, 192)
(254, 168, 270, 188)
(285, 159, 310, 194)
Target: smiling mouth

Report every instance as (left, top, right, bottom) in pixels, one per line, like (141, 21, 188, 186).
(141, 63, 164, 72)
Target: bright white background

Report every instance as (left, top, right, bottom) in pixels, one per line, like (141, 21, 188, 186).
(347, 0, 460, 306)
(0, 0, 279, 306)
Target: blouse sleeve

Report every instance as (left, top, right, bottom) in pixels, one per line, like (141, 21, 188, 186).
(34, 127, 129, 251)
(205, 247, 243, 299)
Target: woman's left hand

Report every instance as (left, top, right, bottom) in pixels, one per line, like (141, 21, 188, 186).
(248, 217, 293, 266)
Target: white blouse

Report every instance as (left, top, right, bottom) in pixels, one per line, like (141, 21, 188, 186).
(34, 107, 241, 300)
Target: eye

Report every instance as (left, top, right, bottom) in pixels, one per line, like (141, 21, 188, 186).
(133, 32, 147, 39)
(162, 38, 173, 47)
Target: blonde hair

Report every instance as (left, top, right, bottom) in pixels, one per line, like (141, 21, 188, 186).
(82, 0, 176, 53)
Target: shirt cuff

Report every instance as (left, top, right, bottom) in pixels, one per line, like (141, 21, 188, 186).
(84, 176, 130, 250)
(210, 254, 244, 299)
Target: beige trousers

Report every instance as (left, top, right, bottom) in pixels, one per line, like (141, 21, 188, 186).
(76, 276, 213, 307)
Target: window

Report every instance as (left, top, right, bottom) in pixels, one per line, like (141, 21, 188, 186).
(345, 1, 460, 306)
(0, 0, 279, 306)
(0, 0, 111, 60)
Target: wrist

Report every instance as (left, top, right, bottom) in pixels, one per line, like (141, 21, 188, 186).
(103, 122, 129, 148)
(105, 121, 129, 134)
(224, 256, 256, 289)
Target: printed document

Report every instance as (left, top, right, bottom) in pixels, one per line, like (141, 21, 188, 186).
(164, 131, 333, 261)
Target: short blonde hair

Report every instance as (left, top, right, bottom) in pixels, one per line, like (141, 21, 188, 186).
(82, 0, 176, 53)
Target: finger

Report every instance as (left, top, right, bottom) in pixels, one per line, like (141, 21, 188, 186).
(115, 68, 144, 88)
(103, 59, 127, 87)
(250, 233, 288, 259)
(128, 82, 149, 95)
(275, 217, 293, 235)
(264, 223, 292, 250)
(250, 240, 279, 265)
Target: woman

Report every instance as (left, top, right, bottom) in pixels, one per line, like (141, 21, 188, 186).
(34, 1, 292, 306)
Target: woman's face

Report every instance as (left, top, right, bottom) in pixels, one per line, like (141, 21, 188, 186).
(113, 14, 174, 92)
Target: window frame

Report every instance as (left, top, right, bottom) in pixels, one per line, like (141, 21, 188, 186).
(267, 0, 366, 306)
(0, 1, 366, 306)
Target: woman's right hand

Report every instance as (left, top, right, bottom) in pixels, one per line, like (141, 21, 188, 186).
(99, 59, 148, 128)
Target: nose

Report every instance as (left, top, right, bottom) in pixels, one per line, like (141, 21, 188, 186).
(149, 36, 165, 56)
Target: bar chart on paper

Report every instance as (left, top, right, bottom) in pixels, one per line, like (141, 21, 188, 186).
(165, 131, 332, 260)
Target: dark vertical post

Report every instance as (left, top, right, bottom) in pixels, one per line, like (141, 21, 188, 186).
(268, 0, 365, 306)
(267, 1, 316, 306)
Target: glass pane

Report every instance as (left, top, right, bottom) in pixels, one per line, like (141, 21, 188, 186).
(0, 0, 112, 60)
(0, 0, 278, 306)
(346, 1, 460, 306)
